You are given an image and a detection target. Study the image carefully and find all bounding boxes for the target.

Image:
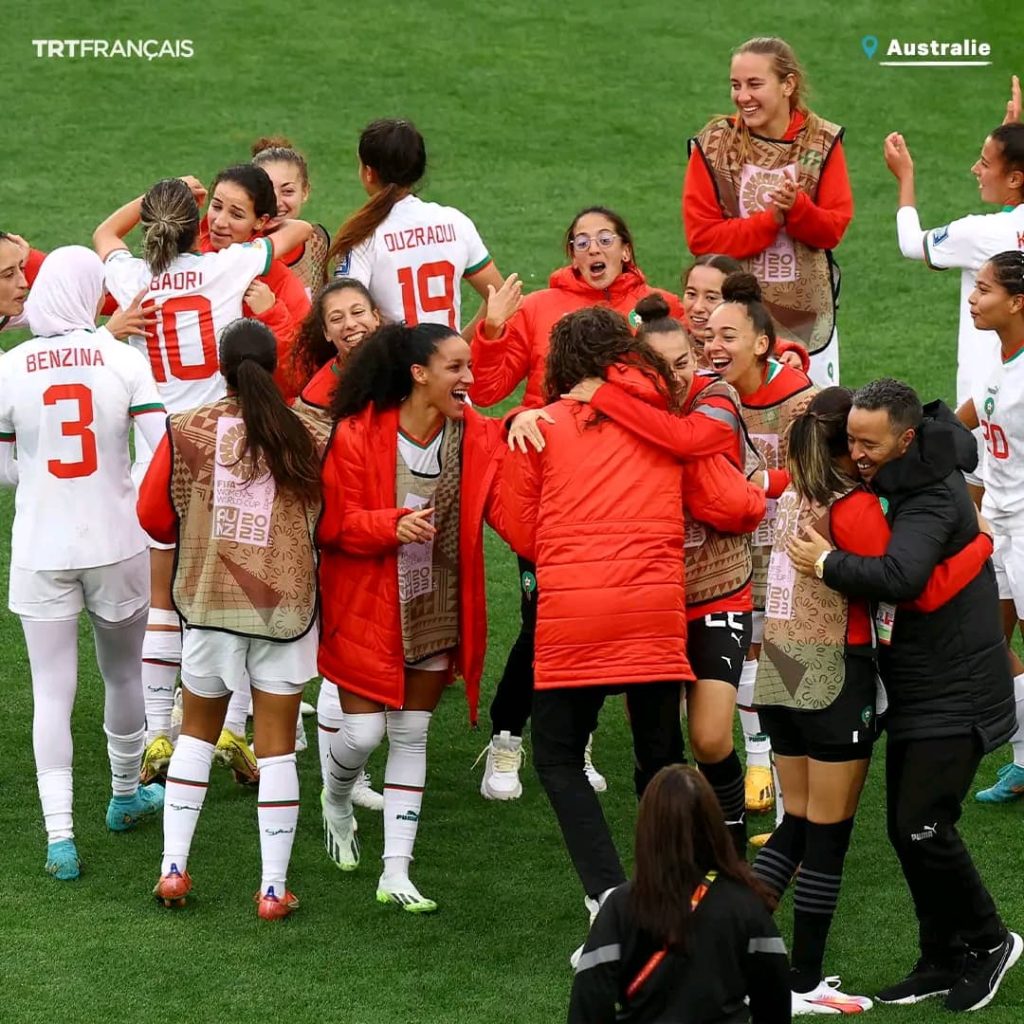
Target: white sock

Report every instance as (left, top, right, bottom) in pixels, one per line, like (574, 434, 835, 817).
(257, 753, 299, 897)
(773, 761, 785, 826)
(381, 710, 431, 880)
(738, 660, 771, 767)
(325, 711, 385, 813)
(22, 617, 79, 842)
(223, 675, 251, 736)
(317, 681, 343, 785)
(1012, 673, 1024, 768)
(37, 767, 74, 841)
(105, 726, 145, 797)
(161, 734, 214, 875)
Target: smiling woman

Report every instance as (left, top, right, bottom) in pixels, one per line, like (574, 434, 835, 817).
(684, 36, 853, 387)
(0, 233, 30, 326)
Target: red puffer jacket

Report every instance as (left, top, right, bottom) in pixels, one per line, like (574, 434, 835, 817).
(317, 404, 506, 721)
(501, 365, 693, 688)
(469, 264, 684, 410)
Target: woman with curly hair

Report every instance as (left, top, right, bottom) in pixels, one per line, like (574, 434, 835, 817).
(502, 306, 692, 963)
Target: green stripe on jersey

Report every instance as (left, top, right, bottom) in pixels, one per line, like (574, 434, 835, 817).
(465, 255, 493, 276)
(130, 403, 165, 416)
(0, 431, 15, 442)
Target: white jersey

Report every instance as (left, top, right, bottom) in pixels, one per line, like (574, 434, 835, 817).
(0, 327, 164, 570)
(104, 239, 271, 460)
(973, 346, 1024, 533)
(335, 195, 491, 329)
(924, 204, 1024, 405)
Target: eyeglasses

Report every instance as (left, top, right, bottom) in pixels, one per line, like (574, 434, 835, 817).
(570, 231, 620, 252)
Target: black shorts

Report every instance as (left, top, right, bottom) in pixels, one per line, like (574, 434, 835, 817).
(686, 611, 753, 688)
(756, 655, 880, 763)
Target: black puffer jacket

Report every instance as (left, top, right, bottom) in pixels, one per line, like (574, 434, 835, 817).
(824, 401, 1014, 749)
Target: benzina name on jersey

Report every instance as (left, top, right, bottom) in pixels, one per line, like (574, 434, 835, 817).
(885, 38, 991, 57)
(25, 347, 106, 373)
(383, 223, 458, 253)
(30, 39, 195, 60)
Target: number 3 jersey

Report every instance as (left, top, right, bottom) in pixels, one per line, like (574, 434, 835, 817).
(103, 239, 272, 461)
(334, 194, 492, 329)
(0, 326, 164, 570)
(974, 346, 1024, 532)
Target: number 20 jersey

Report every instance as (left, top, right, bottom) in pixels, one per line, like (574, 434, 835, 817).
(974, 347, 1024, 533)
(0, 327, 163, 570)
(103, 240, 271, 460)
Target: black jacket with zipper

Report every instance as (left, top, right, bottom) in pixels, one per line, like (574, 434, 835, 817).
(823, 401, 1014, 749)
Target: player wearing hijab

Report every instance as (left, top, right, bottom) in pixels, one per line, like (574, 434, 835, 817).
(884, 114, 1024, 492)
(0, 246, 168, 881)
(94, 176, 312, 788)
(685, 36, 852, 387)
(327, 118, 503, 328)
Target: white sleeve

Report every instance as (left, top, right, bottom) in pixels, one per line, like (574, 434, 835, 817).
(333, 238, 373, 287)
(896, 206, 927, 261)
(103, 249, 144, 307)
(0, 440, 17, 487)
(121, 341, 167, 451)
(922, 213, 1000, 271)
(0, 362, 16, 485)
(459, 211, 492, 276)
(221, 238, 273, 284)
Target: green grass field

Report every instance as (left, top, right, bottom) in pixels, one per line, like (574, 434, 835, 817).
(2, 1, 1022, 1020)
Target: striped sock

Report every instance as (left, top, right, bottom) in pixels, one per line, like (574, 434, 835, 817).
(257, 753, 300, 897)
(326, 711, 385, 814)
(792, 817, 855, 993)
(753, 812, 807, 899)
(317, 681, 343, 786)
(381, 710, 431, 881)
(698, 751, 747, 857)
(161, 734, 214, 875)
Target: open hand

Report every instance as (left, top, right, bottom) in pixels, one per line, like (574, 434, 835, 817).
(484, 273, 523, 338)
(786, 525, 832, 576)
(507, 408, 555, 452)
(105, 288, 157, 339)
(1003, 74, 1021, 125)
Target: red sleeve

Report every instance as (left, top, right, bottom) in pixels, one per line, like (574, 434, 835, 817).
(136, 434, 177, 544)
(26, 249, 46, 285)
(500, 445, 541, 562)
(831, 492, 993, 611)
(468, 307, 534, 407)
(683, 455, 767, 535)
(252, 262, 311, 400)
(908, 534, 994, 612)
(589, 383, 737, 461)
(316, 422, 407, 555)
(682, 148, 781, 257)
(473, 415, 512, 544)
(765, 468, 790, 498)
(774, 339, 811, 374)
(782, 141, 853, 250)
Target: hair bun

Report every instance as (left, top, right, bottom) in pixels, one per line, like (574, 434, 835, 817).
(251, 135, 293, 156)
(634, 293, 671, 324)
(721, 271, 763, 304)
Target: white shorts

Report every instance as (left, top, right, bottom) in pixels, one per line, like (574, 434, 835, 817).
(807, 326, 839, 388)
(405, 652, 451, 672)
(9, 550, 150, 622)
(992, 533, 1024, 620)
(181, 624, 319, 697)
(132, 458, 175, 552)
(750, 609, 765, 646)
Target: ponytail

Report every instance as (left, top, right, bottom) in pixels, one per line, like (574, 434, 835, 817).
(140, 178, 199, 276)
(786, 386, 854, 506)
(220, 319, 321, 504)
(326, 184, 407, 278)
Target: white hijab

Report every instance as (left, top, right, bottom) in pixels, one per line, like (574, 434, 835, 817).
(25, 245, 104, 337)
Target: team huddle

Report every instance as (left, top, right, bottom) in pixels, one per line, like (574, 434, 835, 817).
(2, 33, 1024, 1024)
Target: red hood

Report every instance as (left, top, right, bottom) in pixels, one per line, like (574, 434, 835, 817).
(604, 362, 671, 409)
(547, 264, 652, 303)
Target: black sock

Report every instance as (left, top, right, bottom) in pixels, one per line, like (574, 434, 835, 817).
(753, 812, 807, 900)
(698, 752, 747, 858)
(791, 817, 855, 993)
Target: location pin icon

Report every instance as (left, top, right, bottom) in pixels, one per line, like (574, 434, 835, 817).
(861, 35, 879, 59)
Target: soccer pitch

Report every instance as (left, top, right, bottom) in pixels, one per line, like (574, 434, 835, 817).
(2, 2, 1022, 1021)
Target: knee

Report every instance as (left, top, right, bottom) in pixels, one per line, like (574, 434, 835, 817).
(385, 709, 431, 752)
(689, 723, 731, 764)
(341, 711, 387, 758)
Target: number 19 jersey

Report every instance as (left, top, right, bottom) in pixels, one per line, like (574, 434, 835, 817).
(335, 195, 491, 329)
(0, 327, 164, 570)
(104, 239, 271, 459)
(974, 346, 1024, 533)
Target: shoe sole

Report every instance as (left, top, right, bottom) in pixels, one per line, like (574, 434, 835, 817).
(376, 890, 437, 914)
(954, 932, 1023, 1012)
(156, 895, 188, 908)
(876, 988, 950, 1006)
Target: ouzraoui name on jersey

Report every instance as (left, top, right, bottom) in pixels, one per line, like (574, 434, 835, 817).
(384, 223, 457, 252)
(25, 347, 106, 372)
(150, 269, 204, 291)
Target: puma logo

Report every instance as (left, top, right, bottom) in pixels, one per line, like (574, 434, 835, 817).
(911, 822, 938, 842)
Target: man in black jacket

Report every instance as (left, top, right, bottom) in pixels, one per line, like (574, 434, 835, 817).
(789, 378, 1020, 1013)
